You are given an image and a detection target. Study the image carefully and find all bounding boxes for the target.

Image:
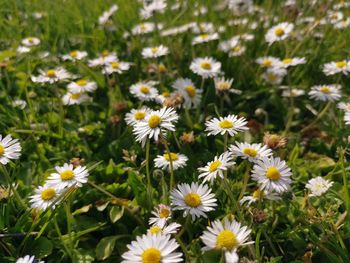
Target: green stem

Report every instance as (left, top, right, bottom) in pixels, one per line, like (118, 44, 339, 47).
(301, 102, 331, 133)
(340, 148, 350, 226)
(54, 216, 72, 258)
(145, 139, 153, 209)
(223, 133, 228, 152)
(162, 137, 175, 190)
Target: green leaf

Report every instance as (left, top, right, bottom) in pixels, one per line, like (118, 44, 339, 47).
(95, 236, 118, 260)
(109, 206, 124, 223)
(27, 237, 53, 258)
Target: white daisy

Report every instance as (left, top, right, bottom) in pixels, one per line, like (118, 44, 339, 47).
(67, 79, 97, 93)
(262, 67, 287, 85)
(133, 107, 178, 146)
(129, 81, 159, 102)
(281, 88, 305, 97)
(172, 78, 202, 109)
(338, 102, 350, 113)
(140, 0, 167, 19)
(46, 163, 89, 190)
(62, 92, 91, 105)
(229, 142, 273, 162)
(205, 114, 248, 136)
(0, 134, 21, 165)
(88, 50, 118, 67)
(121, 233, 182, 263)
(240, 189, 281, 206)
(305, 176, 333, 197)
(15, 255, 44, 263)
(344, 112, 350, 124)
(29, 184, 63, 211)
(170, 182, 217, 220)
(190, 57, 221, 79)
(154, 152, 188, 171)
(21, 37, 40, 47)
(98, 4, 118, 25)
(279, 57, 306, 68)
(256, 56, 281, 68)
(308, 84, 341, 102)
(322, 60, 350, 76)
(148, 222, 181, 236)
(31, 67, 73, 84)
(198, 152, 235, 183)
(200, 217, 254, 263)
(265, 22, 294, 45)
(214, 77, 235, 94)
(132, 22, 157, 35)
(251, 157, 292, 193)
(142, 45, 169, 59)
(149, 204, 172, 228)
(17, 46, 31, 54)
(192, 33, 219, 45)
(102, 60, 131, 75)
(61, 50, 88, 61)
(125, 107, 151, 126)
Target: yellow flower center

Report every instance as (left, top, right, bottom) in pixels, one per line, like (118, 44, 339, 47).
(200, 34, 209, 39)
(140, 86, 150, 94)
(320, 87, 331, 94)
(217, 82, 230, 91)
(266, 166, 281, 181)
(216, 230, 238, 250)
(209, 160, 221, 172)
(347, 105, 350, 110)
(111, 62, 120, 69)
(28, 37, 34, 43)
(162, 91, 170, 97)
(232, 46, 241, 52)
(262, 59, 272, 67)
(148, 115, 161, 128)
(164, 153, 179, 161)
(243, 148, 258, 157)
(140, 23, 147, 31)
(336, 60, 347, 68)
(185, 85, 196, 97)
(134, 111, 146, 120)
(151, 47, 158, 54)
(200, 62, 212, 70)
(0, 144, 4, 156)
(102, 50, 109, 57)
(184, 193, 201, 207)
(141, 248, 162, 263)
(149, 226, 162, 235)
(252, 189, 264, 199)
(76, 79, 87, 86)
(219, 119, 233, 129)
(159, 208, 170, 218)
(70, 50, 78, 58)
(41, 188, 56, 201)
(267, 73, 277, 82)
(282, 58, 293, 64)
(275, 27, 285, 37)
(70, 93, 82, 100)
(47, 69, 56, 78)
(60, 170, 74, 181)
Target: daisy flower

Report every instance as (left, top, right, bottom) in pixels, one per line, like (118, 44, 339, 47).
(154, 152, 188, 171)
(256, 56, 281, 68)
(200, 217, 254, 263)
(133, 107, 178, 146)
(229, 142, 273, 162)
(148, 222, 181, 236)
(170, 182, 217, 220)
(21, 37, 40, 47)
(62, 50, 88, 61)
(102, 60, 131, 75)
(251, 157, 292, 193)
(98, 4, 118, 25)
(172, 78, 202, 109)
(344, 112, 350, 124)
(198, 152, 235, 183)
(279, 57, 306, 68)
(122, 233, 182, 263)
(338, 102, 350, 112)
(17, 46, 31, 54)
(265, 22, 294, 45)
(305, 176, 333, 197)
(29, 184, 63, 211)
(62, 92, 91, 105)
(15, 255, 44, 263)
(129, 81, 159, 102)
(46, 163, 89, 190)
(67, 79, 97, 93)
(31, 67, 73, 84)
(149, 204, 172, 228)
(308, 84, 341, 102)
(140, 0, 167, 19)
(190, 57, 221, 79)
(205, 114, 248, 136)
(0, 134, 21, 165)
(192, 33, 219, 45)
(322, 60, 350, 76)
(88, 50, 118, 67)
(281, 88, 305, 97)
(262, 67, 287, 85)
(214, 77, 235, 94)
(125, 107, 151, 126)
(240, 189, 281, 206)
(132, 22, 157, 35)
(142, 45, 169, 59)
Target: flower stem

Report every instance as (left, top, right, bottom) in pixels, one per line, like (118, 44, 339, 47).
(145, 139, 153, 209)
(162, 137, 175, 190)
(301, 101, 331, 133)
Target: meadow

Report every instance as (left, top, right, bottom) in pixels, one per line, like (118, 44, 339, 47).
(1, 0, 350, 262)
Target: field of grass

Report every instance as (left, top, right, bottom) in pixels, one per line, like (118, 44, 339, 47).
(0, 0, 350, 262)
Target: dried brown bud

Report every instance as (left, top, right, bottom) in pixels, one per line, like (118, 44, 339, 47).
(163, 92, 184, 108)
(180, 131, 195, 144)
(70, 157, 85, 168)
(263, 132, 287, 149)
(113, 101, 128, 112)
(110, 115, 121, 125)
(252, 208, 268, 223)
